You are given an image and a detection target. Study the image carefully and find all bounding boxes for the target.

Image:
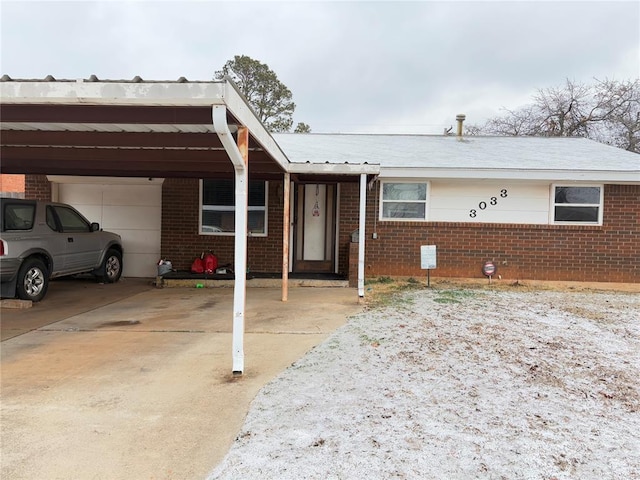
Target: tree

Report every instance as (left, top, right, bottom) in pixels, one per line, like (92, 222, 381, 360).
(482, 104, 543, 136)
(480, 78, 640, 152)
(592, 79, 640, 153)
(294, 122, 311, 133)
(215, 55, 298, 133)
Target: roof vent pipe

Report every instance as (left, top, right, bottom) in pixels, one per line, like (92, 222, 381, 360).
(456, 114, 466, 138)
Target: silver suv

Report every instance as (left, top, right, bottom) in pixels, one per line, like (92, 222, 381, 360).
(0, 198, 123, 302)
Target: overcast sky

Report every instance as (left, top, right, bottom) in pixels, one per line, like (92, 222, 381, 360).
(1, 1, 638, 134)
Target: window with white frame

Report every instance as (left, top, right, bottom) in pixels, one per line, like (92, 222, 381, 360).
(552, 185, 603, 224)
(200, 179, 268, 235)
(380, 181, 428, 220)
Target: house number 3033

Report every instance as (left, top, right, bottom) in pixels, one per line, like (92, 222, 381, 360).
(470, 189, 508, 218)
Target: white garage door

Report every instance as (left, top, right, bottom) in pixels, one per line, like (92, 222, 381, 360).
(51, 176, 163, 278)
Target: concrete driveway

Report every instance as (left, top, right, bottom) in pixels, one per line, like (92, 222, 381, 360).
(1, 276, 156, 341)
(1, 279, 363, 479)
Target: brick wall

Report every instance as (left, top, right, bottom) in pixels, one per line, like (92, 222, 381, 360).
(348, 242, 359, 287)
(338, 182, 361, 276)
(24, 175, 51, 200)
(161, 178, 285, 272)
(27, 174, 639, 282)
(344, 183, 639, 283)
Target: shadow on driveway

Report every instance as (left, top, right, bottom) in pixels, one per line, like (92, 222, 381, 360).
(1, 276, 155, 341)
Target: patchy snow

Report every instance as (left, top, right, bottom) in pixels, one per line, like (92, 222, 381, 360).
(209, 286, 640, 480)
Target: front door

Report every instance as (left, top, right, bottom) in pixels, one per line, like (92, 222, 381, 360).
(293, 183, 336, 273)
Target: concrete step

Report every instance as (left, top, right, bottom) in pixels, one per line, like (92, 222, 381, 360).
(158, 277, 350, 288)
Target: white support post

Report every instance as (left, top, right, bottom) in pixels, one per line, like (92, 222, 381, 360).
(232, 149, 248, 374)
(212, 105, 248, 375)
(282, 172, 290, 302)
(358, 173, 366, 298)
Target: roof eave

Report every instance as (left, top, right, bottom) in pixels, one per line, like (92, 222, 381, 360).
(0, 80, 229, 106)
(380, 167, 640, 184)
(288, 162, 380, 175)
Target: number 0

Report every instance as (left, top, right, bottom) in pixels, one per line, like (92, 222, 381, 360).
(479, 201, 487, 210)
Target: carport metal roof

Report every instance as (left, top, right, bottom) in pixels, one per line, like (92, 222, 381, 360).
(0, 76, 379, 181)
(0, 76, 290, 179)
(0, 76, 377, 375)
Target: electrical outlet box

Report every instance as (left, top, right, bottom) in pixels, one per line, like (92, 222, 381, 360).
(372, 232, 378, 239)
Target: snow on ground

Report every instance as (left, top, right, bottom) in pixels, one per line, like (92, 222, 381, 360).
(210, 285, 640, 480)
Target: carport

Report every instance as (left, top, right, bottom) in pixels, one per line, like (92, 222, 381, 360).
(0, 76, 379, 373)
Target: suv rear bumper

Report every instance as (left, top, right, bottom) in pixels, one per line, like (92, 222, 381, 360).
(1, 277, 18, 299)
(0, 257, 21, 283)
(0, 258, 20, 298)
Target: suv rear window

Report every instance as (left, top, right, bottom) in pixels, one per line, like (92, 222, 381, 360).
(2, 203, 35, 231)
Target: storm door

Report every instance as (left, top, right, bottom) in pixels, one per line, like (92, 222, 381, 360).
(293, 183, 336, 273)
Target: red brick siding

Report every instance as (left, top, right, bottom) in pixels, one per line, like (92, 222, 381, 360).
(338, 182, 361, 276)
(161, 178, 285, 272)
(348, 242, 359, 287)
(24, 175, 51, 200)
(162, 180, 638, 282)
(344, 184, 639, 283)
(25, 175, 639, 282)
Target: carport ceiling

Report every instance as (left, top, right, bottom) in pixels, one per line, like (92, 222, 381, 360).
(0, 80, 286, 180)
(1, 104, 283, 179)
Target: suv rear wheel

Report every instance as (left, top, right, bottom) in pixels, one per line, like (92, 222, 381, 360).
(16, 258, 49, 302)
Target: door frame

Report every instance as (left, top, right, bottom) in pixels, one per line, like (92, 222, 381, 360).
(290, 182, 338, 274)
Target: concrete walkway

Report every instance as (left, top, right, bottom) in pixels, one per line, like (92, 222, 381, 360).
(1, 284, 363, 479)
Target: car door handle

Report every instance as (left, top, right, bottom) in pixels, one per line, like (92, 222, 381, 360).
(67, 237, 74, 243)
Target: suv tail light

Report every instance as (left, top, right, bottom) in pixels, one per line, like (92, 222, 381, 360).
(0, 240, 5, 256)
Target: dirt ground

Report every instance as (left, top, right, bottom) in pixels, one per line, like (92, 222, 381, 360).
(211, 278, 640, 479)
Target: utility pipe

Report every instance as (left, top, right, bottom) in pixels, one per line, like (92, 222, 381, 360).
(212, 105, 248, 375)
(456, 114, 466, 138)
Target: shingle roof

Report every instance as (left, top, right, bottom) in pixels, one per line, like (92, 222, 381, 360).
(273, 134, 639, 173)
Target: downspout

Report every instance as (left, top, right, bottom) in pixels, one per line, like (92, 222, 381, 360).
(212, 105, 248, 375)
(358, 173, 366, 298)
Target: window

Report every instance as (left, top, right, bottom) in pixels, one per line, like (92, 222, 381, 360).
(3, 203, 35, 230)
(380, 181, 428, 220)
(200, 179, 268, 235)
(46, 207, 58, 231)
(552, 185, 603, 224)
(49, 205, 91, 232)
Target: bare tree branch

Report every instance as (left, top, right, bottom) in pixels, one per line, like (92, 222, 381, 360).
(480, 78, 640, 152)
